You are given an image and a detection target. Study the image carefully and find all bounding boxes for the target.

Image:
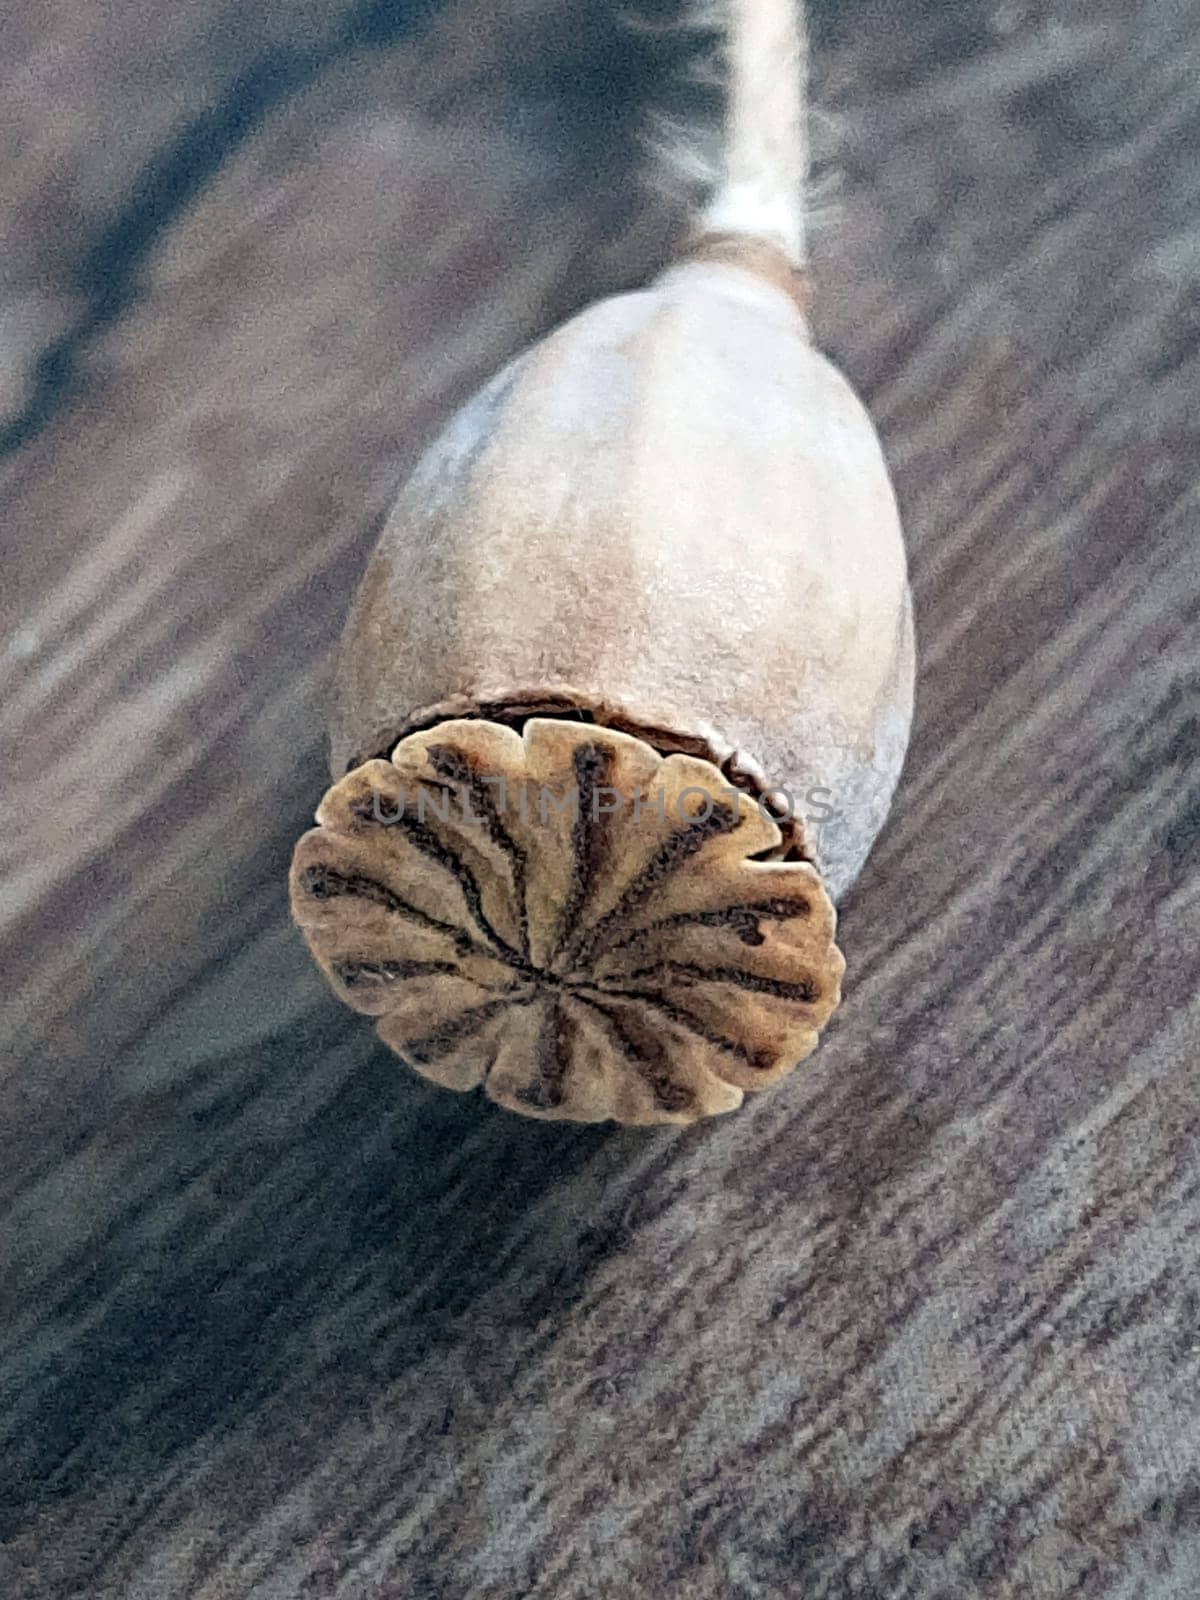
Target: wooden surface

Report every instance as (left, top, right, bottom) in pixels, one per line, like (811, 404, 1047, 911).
(2, 1, 1199, 1594)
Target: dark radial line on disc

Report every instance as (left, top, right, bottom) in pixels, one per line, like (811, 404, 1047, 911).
(622, 960, 821, 1005)
(334, 957, 461, 990)
(606, 896, 811, 954)
(403, 991, 536, 1066)
(572, 993, 697, 1116)
(296, 864, 479, 954)
(425, 744, 531, 959)
(551, 741, 616, 971)
(563, 802, 739, 971)
(385, 810, 525, 968)
(518, 997, 575, 1110)
(589, 983, 768, 1068)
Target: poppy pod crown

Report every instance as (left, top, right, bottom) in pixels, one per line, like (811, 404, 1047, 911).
(290, 0, 914, 1124)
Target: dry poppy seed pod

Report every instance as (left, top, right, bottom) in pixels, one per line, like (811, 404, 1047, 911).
(290, 0, 914, 1125)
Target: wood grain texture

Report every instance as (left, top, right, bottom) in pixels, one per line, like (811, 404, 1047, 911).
(1, 0, 1198, 1595)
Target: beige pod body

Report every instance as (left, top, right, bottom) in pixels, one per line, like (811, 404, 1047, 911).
(290, 1, 914, 1125)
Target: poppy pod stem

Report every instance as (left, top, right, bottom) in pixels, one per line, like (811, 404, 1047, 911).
(290, 0, 914, 1126)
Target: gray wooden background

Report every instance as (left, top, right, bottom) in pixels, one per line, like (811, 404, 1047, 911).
(2, 0, 1198, 1595)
